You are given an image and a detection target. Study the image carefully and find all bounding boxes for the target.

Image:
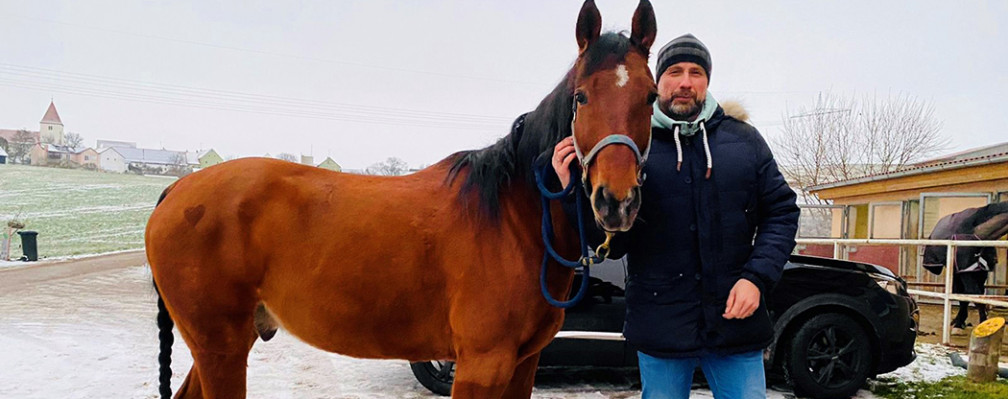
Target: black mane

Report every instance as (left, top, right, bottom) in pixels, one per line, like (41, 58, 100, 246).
(447, 33, 634, 217)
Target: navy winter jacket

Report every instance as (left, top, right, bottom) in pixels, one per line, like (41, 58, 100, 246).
(563, 105, 799, 358)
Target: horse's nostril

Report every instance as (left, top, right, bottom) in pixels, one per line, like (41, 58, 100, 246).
(600, 188, 613, 201)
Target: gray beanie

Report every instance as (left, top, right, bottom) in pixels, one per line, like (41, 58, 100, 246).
(655, 34, 711, 82)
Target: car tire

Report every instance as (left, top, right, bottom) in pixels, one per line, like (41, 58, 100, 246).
(785, 313, 871, 399)
(410, 361, 455, 396)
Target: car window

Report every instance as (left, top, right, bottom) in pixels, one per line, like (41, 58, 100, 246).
(591, 257, 627, 290)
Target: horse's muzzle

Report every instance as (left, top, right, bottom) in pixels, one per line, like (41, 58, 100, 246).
(591, 185, 642, 232)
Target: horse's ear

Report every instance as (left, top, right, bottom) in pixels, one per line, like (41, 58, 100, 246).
(576, 0, 602, 54)
(630, 0, 657, 53)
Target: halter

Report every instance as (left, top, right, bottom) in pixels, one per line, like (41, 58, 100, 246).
(569, 98, 652, 194)
(529, 100, 651, 308)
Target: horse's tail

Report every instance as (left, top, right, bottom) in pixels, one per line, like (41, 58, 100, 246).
(152, 183, 176, 399)
(154, 282, 174, 399)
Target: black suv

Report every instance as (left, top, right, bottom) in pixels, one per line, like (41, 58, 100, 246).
(411, 254, 918, 399)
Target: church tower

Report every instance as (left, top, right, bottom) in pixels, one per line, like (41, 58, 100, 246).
(39, 101, 64, 145)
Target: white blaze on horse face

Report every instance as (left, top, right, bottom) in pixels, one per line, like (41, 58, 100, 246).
(615, 64, 629, 88)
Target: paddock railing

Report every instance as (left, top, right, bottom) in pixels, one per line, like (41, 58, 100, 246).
(796, 238, 1008, 344)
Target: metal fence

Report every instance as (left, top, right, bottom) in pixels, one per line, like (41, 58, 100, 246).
(796, 238, 1008, 344)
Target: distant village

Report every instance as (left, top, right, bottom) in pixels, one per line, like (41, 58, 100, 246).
(0, 101, 343, 175)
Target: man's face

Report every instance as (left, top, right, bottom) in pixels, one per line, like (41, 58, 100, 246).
(657, 62, 708, 121)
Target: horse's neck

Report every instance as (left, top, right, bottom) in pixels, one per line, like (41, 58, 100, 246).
(497, 179, 581, 259)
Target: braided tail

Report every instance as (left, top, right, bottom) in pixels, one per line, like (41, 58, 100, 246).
(155, 282, 174, 398)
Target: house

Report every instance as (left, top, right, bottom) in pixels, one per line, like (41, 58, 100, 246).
(29, 143, 73, 165)
(0, 129, 40, 146)
(73, 148, 100, 169)
(113, 147, 189, 174)
(0, 130, 41, 163)
(99, 147, 127, 173)
(301, 155, 314, 166)
(0, 146, 7, 164)
(317, 157, 341, 172)
(28, 143, 99, 168)
(803, 142, 1008, 286)
(186, 149, 223, 169)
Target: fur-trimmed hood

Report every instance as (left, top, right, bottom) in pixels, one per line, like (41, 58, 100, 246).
(720, 100, 749, 123)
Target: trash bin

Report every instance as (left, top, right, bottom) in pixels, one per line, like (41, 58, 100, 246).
(17, 231, 38, 262)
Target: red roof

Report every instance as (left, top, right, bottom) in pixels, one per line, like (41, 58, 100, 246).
(0, 129, 40, 143)
(40, 101, 62, 124)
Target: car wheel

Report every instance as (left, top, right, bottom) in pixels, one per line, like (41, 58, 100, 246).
(786, 313, 871, 399)
(410, 361, 455, 396)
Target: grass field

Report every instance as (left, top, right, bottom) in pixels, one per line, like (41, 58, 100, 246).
(0, 164, 173, 259)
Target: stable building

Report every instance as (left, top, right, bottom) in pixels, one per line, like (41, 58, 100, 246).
(804, 142, 1008, 289)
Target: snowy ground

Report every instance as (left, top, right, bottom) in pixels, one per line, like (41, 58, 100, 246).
(0, 257, 968, 398)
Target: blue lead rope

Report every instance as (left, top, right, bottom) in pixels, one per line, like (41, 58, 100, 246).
(533, 160, 605, 308)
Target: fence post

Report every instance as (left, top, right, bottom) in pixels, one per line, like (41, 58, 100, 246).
(942, 242, 955, 345)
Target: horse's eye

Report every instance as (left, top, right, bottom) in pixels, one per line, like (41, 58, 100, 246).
(647, 92, 658, 104)
(575, 92, 588, 105)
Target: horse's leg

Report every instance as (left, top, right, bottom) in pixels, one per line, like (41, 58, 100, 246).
(186, 326, 258, 399)
(174, 365, 203, 399)
(500, 352, 541, 399)
(167, 285, 259, 399)
(451, 350, 518, 399)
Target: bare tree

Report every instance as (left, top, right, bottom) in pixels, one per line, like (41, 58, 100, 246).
(2, 218, 25, 261)
(366, 157, 409, 176)
(276, 153, 298, 163)
(772, 92, 948, 204)
(8, 129, 36, 164)
(167, 153, 193, 176)
(65, 132, 84, 149)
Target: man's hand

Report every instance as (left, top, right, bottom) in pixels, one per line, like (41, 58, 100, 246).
(552, 137, 578, 188)
(723, 278, 760, 319)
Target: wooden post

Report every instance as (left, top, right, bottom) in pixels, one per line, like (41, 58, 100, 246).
(967, 317, 1005, 383)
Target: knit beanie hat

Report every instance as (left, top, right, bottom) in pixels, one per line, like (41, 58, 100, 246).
(655, 34, 711, 82)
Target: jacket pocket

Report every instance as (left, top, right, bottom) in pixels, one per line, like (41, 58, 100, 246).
(624, 278, 702, 353)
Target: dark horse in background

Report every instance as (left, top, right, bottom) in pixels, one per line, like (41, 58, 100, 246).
(923, 201, 1008, 330)
(146, 1, 658, 398)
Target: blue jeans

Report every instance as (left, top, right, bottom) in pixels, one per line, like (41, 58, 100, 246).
(638, 350, 766, 399)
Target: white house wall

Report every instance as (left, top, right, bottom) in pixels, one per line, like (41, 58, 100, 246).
(100, 151, 126, 173)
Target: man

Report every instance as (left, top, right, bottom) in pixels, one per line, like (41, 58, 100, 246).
(552, 34, 799, 398)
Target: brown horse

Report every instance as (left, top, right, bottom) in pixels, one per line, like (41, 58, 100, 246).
(147, 1, 657, 397)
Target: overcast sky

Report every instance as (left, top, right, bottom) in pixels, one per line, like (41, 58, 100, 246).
(1, 1, 1005, 169)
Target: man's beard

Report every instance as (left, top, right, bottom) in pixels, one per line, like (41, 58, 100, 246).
(662, 92, 704, 120)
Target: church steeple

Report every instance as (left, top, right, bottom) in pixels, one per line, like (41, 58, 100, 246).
(39, 100, 65, 145)
(41, 101, 63, 125)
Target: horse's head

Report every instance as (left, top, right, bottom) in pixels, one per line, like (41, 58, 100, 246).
(569, 0, 656, 232)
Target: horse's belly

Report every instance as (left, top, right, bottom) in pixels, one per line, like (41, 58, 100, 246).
(260, 260, 454, 361)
